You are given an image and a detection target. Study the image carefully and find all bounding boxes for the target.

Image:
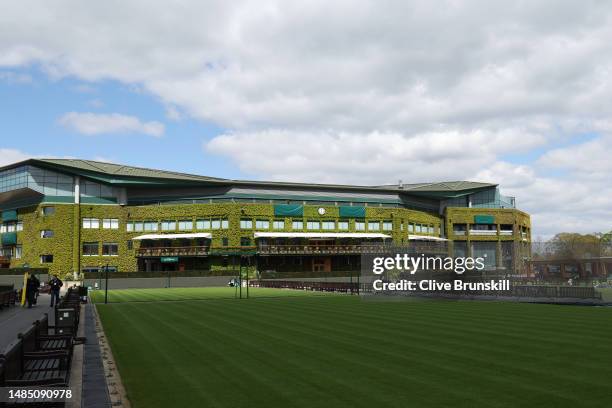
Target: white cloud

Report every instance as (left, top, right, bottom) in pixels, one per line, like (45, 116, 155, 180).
(1, 1, 612, 235)
(58, 112, 164, 137)
(0, 148, 30, 167)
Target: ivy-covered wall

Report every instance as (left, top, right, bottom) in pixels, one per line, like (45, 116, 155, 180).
(444, 207, 531, 242)
(6, 201, 533, 274)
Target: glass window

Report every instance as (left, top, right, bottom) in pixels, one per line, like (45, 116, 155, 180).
(408, 223, 414, 233)
(368, 221, 380, 231)
(82, 242, 99, 256)
(6, 222, 15, 232)
(144, 221, 158, 231)
(40, 230, 54, 238)
(103, 218, 119, 229)
(82, 218, 99, 229)
(307, 221, 320, 230)
(256, 220, 270, 229)
(400, 222, 404, 231)
(222, 237, 229, 246)
(321, 221, 335, 230)
(221, 219, 229, 229)
(16, 221, 23, 232)
(273, 220, 285, 230)
(355, 221, 365, 231)
(42, 206, 55, 216)
(40, 254, 53, 263)
(178, 220, 193, 231)
(162, 220, 177, 231)
(15, 245, 22, 259)
(211, 219, 221, 229)
(240, 219, 253, 229)
(126, 222, 134, 232)
(134, 222, 144, 232)
(196, 219, 210, 230)
(127, 240, 133, 250)
(240, 237, 251, 246)
(383, 221, 393, 231)
(0, 224, 5, 233)
(415, 224, 422, 233)
(429, 225, 435, 234)
(102, 242, 119, 256)
(338, 221, 349, 230)
(292, 220, 303, 230)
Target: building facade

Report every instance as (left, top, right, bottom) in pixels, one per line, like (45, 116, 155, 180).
(0, 159, 531, 275)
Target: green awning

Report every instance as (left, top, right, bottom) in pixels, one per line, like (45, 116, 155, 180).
(274, 204, 304, 217)
(339, 206, 365, 218)
(474, 215, 495, 224)
(1, 232, 17, 245)
(1, 210, 17, 222)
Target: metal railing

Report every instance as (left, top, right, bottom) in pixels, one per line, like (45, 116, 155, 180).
(257, 244, 388, 255)
(137, 246, 209, 257)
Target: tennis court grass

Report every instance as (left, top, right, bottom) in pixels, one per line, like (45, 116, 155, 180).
(90, 287, 339, 303)
(97, 293, 612, 408)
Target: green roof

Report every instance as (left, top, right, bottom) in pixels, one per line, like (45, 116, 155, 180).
(1, 158, 496, 198)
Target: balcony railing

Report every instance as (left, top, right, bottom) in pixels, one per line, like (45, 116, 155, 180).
(469, 230, 498, 236)
(499, 230, 514, 236)
(257, 244, 389, 255)
(453, 231, 466, 236)
(137, 246, 209, 257)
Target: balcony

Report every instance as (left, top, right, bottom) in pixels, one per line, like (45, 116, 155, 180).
(257, 244, 389, 255)
(499, 230, 514, 236)
(469, 230, 497, 236)
(453, 231, 466, 236)
(137, 246, 209, 257)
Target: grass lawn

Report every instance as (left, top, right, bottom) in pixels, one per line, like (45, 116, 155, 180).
(90, 286, 339, 303)
(97, 289, 612, 408)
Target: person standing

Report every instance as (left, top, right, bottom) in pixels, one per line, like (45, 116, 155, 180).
(49, 274, 63, 307)
(26, 274, 39, 308)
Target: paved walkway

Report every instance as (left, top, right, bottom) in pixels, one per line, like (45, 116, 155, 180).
(82, 304, 112, 408)
(0, 293, 55, 352)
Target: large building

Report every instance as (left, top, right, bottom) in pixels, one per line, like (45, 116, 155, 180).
(0, 159, 531, 275)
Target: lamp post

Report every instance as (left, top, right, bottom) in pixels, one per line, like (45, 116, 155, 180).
(104, 262, 109, 304)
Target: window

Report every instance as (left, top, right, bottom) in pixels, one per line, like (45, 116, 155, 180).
(338, 221, 349, 230)
(383, 221, 393, 231)
(240, 219, 253, 229)
(322, 221, 335, 230)
(307, 220, 320, 230)
(127, 240, 133, 250)
(222, 237, 229, 246)
(221, 219, 229, 229)
(211, 219, 221, 230)
(292, 220, 303, 230)
(103, 218, 119, 229)
(83, 242, 99, 256)
(144, 221, 158, 232)
(273, 220, 285, 230)
(15, 245, 22, 259)
(256, 219, 270, 229)
(178, 220, 193, 231)
(82, 218, 99, 229)
(355, 221, 365, 231)
(134, 222, 144, 232)
(102, 242, 119, 256)
(40, 230, 54, 238)
(195, 219, 209, 230)
(162, 220, 177, 231)
(400, 222, 404, 231)
(408, 223, 414, 233)
(429, 225, 435, 234)
(415, 224, 422, 233)
(42, 206, 55, 216)
(16, 221, 23, 232)
(0, 224, 5, 233)
(368, 221, 380, 231)
(126, 222, 134, 232)
(240, 237, 251, 246)
(6, 222, 15, 232)
(40, 254, 53, 263)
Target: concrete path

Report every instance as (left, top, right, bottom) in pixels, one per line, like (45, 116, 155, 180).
(0, 293, 54, 352)
(82, 304, 112, 408)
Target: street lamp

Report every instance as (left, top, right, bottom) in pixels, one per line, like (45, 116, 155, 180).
(100, 263, 109, 304)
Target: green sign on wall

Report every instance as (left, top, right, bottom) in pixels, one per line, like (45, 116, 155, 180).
(474, 215, 495, 224)
(160, 257, 179, 263)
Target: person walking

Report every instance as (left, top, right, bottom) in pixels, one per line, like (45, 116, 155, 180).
(49, 274, 63, 307)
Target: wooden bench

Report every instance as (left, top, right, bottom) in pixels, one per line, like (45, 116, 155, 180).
(0, 289, 17, 310)
(0, 339, 70, 387)
(34, 314, 74, 354)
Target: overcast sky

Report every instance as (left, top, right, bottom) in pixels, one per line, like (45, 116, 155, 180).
(1, 0, 611, 238)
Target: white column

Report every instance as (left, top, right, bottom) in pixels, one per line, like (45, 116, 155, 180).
(74, 176, 80, 204)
